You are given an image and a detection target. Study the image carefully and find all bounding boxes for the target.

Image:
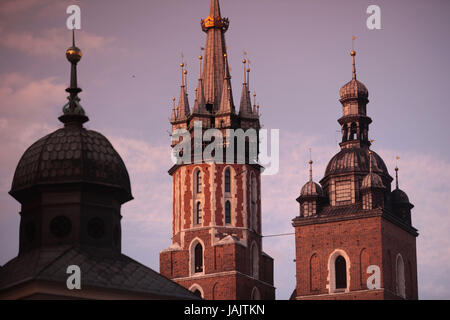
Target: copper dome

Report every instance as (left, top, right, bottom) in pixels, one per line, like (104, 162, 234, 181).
(361, 172, 385, 190)
(323, 148, 389, 179)
(10, 125, 132, 202)
(339, 79, 369, 101)
(391, 188, 411, 205)
(300, 181, 324, 197)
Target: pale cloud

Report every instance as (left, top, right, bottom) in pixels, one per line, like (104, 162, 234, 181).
(0, 28, 115, 57)
(0, 0, 40, 15)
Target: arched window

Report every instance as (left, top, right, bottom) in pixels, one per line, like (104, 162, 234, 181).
(328, 250, 350, 293)
(396, 254, 406, 298)
(225, 200, 231, 224)
(225, 168, 231, 193)
(195, 201, 202, 225)
(350, 122, 357, 140)
(196, 169, 202, 194)
(342, 124, 348, 142)
(310, 254, 320, 292)
(194, 243, 203, 273)
(335, 255, 347, 289)
(250, 242, 259, 279)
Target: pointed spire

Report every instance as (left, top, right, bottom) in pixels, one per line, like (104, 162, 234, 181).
(309, 148, 313, 181)
(218, 53, 234, 114)
(395, 166, 399, 190)
(252, 92, 257, 115)
(176, 62, 190, 120)
(201, 0, 229, 109)
(239, 58, 253, 117)
(59, 29, 88, 126)
(209, 0, 221, 17)
(193, 55, 207, 114)
(170, 97, 177, 122)
(395, 156, 400, 189)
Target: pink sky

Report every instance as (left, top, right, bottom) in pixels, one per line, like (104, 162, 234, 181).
(1, 0, 450, 299)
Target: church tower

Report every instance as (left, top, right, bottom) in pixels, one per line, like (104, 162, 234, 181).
(160, 0, 275, 300)
(292, 50, 418, 300)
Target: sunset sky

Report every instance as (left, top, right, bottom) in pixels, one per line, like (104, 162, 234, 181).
(1, 0, 449, 299)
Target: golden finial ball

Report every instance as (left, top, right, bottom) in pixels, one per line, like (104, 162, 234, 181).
(199, 55, 203, 60)
(247, 68, 251, 72)
(184, 70, 188, 75)
(350, 50, 356, 56)
(224, 53, 227, 58)
(180, 62, 185, 68)
(172, 97, 176, 101)
(66, 46, 82, 63)
(242, 59, 247, 64)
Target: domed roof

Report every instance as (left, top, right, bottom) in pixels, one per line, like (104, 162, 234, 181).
(300, 180, 324, 197)
(361, 172, 385, 190)
(324, 148, 389, 179)
(391, 188, 410, 204)
(339, 79, 368, 101)
(10, 125, 132, 202)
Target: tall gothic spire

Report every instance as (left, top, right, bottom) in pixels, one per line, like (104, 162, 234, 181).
(193, 55, 207, 114)
(59, 29, 88, 126)
(201, 0, 230, 110)
(239, 58, 253, 117)
(176, 63, 190, 120)
(218, 53, 234, 113)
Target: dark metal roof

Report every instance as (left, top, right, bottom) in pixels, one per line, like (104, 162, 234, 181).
(361, 172, 385, 190)
(323, 147, 389, 180)
(391, 188, 411, 204)
(0, 246, 199, 299)
(300, 181, 324, 197)
(10, 125, 132, 202)
(339, 79, 369, 101)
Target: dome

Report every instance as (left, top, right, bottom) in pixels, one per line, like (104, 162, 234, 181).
(324, 148, 389, 179)
(300, 180, 324, 197)
(391, 188, 410, 204)
(10, 125, 132, 201)
(361, 172, 385, 190)
(339, 79, 368, 101)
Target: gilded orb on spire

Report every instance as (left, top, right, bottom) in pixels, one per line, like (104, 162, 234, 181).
(66, 46, 82, 63)
(350, 50, 356, 56)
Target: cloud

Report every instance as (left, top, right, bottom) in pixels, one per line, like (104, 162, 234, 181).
(0, 28, 115, 57)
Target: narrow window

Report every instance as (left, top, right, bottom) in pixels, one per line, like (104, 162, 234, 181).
(350, 122, 357, 140)
(396, 254, 406, 298)
(225, 201, 231, 224)
(335, 255, 347, 289)
(194, 243, 203, 273)
(225, 168, 231, 193)
(195, 201, 202, 225)
(196, 170, 202, 193)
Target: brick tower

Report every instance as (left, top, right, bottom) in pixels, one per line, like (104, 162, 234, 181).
(159, 0, 275, 300)
(292, 50, 419, 300)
